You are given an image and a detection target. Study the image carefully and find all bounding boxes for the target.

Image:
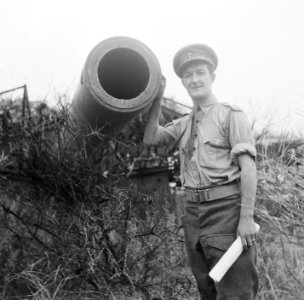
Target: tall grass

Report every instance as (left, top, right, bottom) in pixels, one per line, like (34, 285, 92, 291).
(255, 139, 304, 300)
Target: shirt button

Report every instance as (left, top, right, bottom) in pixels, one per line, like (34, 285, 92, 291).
(194, 134, 197, 137)
(196, 120, 199, 123)
(193, 147, 196, 151)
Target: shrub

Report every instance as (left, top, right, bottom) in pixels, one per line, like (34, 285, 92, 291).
(0, 98, 303, 299)
(0, 100, 196, 299)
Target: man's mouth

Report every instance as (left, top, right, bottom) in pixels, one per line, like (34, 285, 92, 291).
(191, 86, 204, 90)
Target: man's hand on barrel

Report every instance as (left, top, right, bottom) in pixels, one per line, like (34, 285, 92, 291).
(155, 75, 166, 102)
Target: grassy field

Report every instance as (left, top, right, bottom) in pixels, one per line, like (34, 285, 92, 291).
(0, 99, 303, 299)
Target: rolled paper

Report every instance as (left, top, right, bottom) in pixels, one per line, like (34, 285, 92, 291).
(209, 223, 260, 282)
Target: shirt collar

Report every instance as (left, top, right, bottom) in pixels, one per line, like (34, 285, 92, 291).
(196, 95, 218, 115)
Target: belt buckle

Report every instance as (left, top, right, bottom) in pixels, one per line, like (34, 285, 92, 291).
(190, 189, 201, 203)
(200, 188, 211, 202)
(186, 187, 212, 203)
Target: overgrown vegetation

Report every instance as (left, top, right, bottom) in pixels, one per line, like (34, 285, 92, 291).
(0, 99, 196, 299)
(0, 97, 303, 299)
(255, 141, 304, 300)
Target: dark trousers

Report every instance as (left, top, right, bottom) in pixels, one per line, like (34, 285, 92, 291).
(183, 194, 259, 300)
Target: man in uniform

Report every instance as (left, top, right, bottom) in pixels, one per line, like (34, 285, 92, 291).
(143, 44, 259, 299)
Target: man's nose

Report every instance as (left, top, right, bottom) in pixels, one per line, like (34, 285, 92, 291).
(192, 73, 200, 83)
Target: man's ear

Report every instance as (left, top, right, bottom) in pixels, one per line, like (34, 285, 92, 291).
(181, 78, 186, 88)
(211, 73, 216, 82)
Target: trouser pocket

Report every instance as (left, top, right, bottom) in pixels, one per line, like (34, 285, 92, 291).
(203, 234, 258, 299)
(205, 234, 236, 269)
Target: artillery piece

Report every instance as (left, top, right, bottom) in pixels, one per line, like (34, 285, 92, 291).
(71, 36, 163, 133)
(71, 37, 189, 209)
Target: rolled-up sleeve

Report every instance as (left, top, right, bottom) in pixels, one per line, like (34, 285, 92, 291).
(151, 119, 180, 146)
(229, 110, 256, 164)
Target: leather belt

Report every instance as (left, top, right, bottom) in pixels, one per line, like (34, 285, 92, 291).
(184, 183, 240, 203)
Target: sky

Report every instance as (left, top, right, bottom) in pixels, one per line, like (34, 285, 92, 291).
(1, 0, 304, 135)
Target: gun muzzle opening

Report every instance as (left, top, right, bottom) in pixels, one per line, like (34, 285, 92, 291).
(98, 48, 150, 100)
(72, 36, 162, 131)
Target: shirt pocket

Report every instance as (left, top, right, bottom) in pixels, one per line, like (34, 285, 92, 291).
(198, 136, 231, 168)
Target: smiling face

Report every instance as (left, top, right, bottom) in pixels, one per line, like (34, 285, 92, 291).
(181, 61, 215, 105)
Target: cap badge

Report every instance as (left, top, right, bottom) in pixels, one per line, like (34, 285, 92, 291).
(187, 52, 192, 58)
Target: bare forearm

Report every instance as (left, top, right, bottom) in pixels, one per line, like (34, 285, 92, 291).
(240, 163, 256, 220)
(237, 154, 258, 248)
(143, 97, 162, 145)
(239, 155, 257, 219)
(144, 76, 166, 145)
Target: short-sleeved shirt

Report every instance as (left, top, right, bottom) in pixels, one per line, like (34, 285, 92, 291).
(151, 99, 256, 187)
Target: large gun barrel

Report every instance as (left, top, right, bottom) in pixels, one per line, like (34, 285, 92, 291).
(72, 36, 162, 132)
